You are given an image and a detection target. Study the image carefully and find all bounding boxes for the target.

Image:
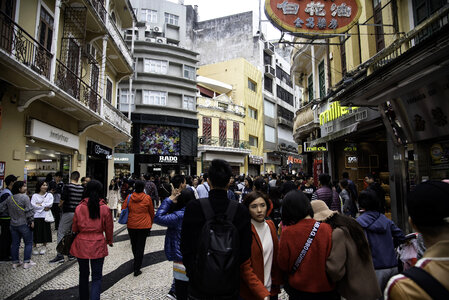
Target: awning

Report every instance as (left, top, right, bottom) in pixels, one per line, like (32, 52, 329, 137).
(310, 122, 359, 146)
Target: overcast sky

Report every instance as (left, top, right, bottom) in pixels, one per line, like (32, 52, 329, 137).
(168, 0, 284, 41)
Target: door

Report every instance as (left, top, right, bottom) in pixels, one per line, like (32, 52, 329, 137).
(66, 39, 80, 98)
(219, 119, 227, 147)
(202, 117, 211, 145)
(233, 122, 239, 148)
(0, 0, 16, 53)
(90, 64, 99, 112)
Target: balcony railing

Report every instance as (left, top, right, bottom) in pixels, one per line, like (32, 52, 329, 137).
(0, 10, 52, 79)
(107, 14, 133, 67)
(102, 99, 132, 134)
(55, 59, 100, 113)
(371, 5, 449, 71)
(89, 0, 107, 24)
(198, 136, 249, 149)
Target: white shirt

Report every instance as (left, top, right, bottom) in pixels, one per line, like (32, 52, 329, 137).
(196, 182, 210, 199)
(31, 193, 54, 218)
(251, 219, 274, 292)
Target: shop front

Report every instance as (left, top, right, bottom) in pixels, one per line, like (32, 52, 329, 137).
(113, 153, 134, 178)
(25, 119, 78, 193)
(248, 155, 263, 176)
(285, 154, 304, 175)
(264, 152, 282, 174)
(303, 143, 328, 186)
(87, 141, 112, 195)
(200, 152, 246, 176)
(136, 154, 194, 177)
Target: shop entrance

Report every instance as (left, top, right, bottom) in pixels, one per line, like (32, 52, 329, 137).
(87, 156, 107, 196)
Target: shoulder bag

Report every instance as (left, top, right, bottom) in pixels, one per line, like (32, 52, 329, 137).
(118, 194, 131, 224)
(291, 221, 321, 273)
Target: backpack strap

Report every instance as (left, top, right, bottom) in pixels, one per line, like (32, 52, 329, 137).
(402, 267, 449, 300)
(199, 197, 215, 220)
(225, 199, 238, 222)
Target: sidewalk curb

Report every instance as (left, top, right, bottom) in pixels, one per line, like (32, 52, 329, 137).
(6, 225, 128, 300)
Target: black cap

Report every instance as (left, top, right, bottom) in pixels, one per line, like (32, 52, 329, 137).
(407, 181, 449, 226)
(5, 175, 19, 186)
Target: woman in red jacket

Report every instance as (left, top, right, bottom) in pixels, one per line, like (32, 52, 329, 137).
(278, 190, 336, 299)
(240, 191, 282, 300)
(70, 180, 113, 300)
(122, 180, 154, 276)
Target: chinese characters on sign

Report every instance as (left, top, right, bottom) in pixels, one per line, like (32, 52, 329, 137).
(265, 0, 362, 35)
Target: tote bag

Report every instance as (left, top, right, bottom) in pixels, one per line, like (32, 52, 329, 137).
(118, 194, 131, 224)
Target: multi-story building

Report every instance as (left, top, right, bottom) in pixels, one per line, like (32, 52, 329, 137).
(196, 75, 251, 175)
(291, 0, 449, 228)
(192, 11, 300, 175)
(0, 0, 134, 193)
(117, 0, 199, 176)
(197, 58, 264, 176)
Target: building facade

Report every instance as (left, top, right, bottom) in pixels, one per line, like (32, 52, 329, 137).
(0, 0, 134, 193)
(117, 0, 199, 177)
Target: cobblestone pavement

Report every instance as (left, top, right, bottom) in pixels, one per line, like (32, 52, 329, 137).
(1, 220, 288, 300)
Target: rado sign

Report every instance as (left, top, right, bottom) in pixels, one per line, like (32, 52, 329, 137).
(159, 156, 178, 164)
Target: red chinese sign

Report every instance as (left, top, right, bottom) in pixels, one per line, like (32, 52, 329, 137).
(265, 0, 362, 35)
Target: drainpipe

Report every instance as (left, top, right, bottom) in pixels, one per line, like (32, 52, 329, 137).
(50, 0, 62, 83)
(311, 45, 317, 101)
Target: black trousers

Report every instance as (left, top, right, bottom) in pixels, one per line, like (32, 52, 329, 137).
(127, 228, 150, 272)
(175, 279, 189, 300)
(51, 203, 61, 230)
(0, 218, 11, 260)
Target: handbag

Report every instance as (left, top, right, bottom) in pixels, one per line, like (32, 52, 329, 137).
(45, 210, 54, 223)
(56, 232, 77, 256)
(118, 194, 131, 225)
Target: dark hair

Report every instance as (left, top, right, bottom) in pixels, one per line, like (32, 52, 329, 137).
(245, 177, 253, 190)
(71, 171, 80, 181)
(268, 186, 282, 210)
(202, 173, 209, 181)
(254, 177, 268, 194)
(185, 176, 193, 186)
(144, 173, 151, 180)
(45, 173, 53, 182)
(365, 173, 375, 180)
(305, 174, 314, 180)
(85, 180, 103, 219)
(134, 180, 145, 193)
(173, 188, 196, 211)
(171, 175, 186, 189)
(358, 189, 379, 211)
(319, 173, 331, 187)
(342, 172, 349, 179)
(243, 190, 270, 210)
(208, 159, 232, 189)
(11, 181, 25, 194)
(35, 180, 47, 193)
(271, 173, 277, 179)
(281, 190, 314, 225)
(326, 214, 371, 261)
(340, 179, 349, 189)
(55, 171, 63, 177)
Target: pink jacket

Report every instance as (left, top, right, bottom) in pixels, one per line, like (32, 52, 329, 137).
(70, 199, 113, 259)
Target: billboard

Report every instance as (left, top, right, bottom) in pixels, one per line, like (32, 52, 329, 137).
(140, 125, 180, 155)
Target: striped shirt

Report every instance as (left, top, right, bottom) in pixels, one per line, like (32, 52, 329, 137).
(61, 183, 84, 213)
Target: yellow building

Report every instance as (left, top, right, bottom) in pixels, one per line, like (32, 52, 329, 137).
(197, 58, 264, 176)
(0, 0, 134, 193)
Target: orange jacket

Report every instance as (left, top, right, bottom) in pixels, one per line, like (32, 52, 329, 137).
(122, 192, 154, 229)
(240, 219, 282, 300)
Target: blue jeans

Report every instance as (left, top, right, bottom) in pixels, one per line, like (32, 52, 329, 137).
(10, 224, 33, 263)
(77, 257, 105, 300)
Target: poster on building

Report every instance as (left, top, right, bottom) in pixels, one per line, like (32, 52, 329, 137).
(430, 142, 449, 166)
(265, 0, 362, 36)
(140, 125, 180, 155)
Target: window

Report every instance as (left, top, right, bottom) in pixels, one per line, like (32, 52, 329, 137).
(263, 52, 272, 65)
(203, 117, 211, 144)
(233, 122, 239, 147)
(183, 95, 195, 110)
(248, 107, 257, 120)
(249, 135, 258, 147)
(264, 100, 275, 118)
(373, 0, 385, 52)
(265, 125, 276, 143)
(318, 61, 326, 98)
(142, 90, 167, 106)
(141, 9, 157, 23)
(106, 78, 113, 103)
(144, 59, 168, 74)
(276, 66, 293, 87)
(165, 13, 179, 26)
(308, 74, 314, 102)
(264, 76, 273, 93)
(278, 106, 294, 121)
(413, 0, 446, 25)
(248, 79, 256, 92)
(219, 119, 227, 146)
(119, 89, 135, 111)
(340, 36, 347, 76)
(38, 6, 54, 51)
(277, 86, 294, 106)
(184, 65, 196, 80)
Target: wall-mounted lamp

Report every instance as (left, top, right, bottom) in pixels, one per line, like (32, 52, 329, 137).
(29, 138, 35, 144)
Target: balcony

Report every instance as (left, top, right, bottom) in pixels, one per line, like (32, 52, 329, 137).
(293, 102, 320, 142)
(102, 100, 132, 136)
(278, 116, 294, 128)
(88, 0, 107, 25)
(0, 10, 52, 80)
(107, 14, 133, 68)
(198, 136, 252, 155)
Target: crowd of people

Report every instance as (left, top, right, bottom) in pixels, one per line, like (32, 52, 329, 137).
(0, 162, 448, 300)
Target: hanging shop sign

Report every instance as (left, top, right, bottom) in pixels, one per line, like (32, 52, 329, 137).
(249, 155, 264, 165)
(159, 155, 178, 164)
(319, 101, 358, 125)
(87, 141, 112, 160)
(29, 119, 79, 149)
(264, 0, 362, 36)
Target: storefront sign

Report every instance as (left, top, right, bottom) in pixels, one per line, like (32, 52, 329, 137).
(266, 153, 282, 164)
(159, 156, 178, 164)
(114, 157, 129, 162)
(287, 156, 303, 165)
(264, 0, 362, 35)
(249, 155, 264, 165)
(319, 102, 357, 125)
(87, 141, 112, 160)
(29, 119, 79, 149)
(304, 142, 328, 152)
(344, 144, 357, 152)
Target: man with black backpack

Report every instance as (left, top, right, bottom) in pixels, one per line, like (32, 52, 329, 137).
(181, 159, 252, 300)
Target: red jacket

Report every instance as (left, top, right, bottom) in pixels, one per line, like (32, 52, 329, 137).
(240, 219, 282, 300)
(122, 192, 154, 229)
(70, 199, 113, 259)
(278, 218, 334, 293)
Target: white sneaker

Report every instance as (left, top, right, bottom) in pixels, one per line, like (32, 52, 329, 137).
(23, 260, 36, 269)
(32, 249, 39, 255)
(12, 262, 22, 269)
(39, 247, 46, 255)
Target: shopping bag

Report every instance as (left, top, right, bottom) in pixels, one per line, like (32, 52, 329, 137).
(45, 210, 55, 223)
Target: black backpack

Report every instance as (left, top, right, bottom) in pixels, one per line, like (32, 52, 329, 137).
(193, 198, 240, 297)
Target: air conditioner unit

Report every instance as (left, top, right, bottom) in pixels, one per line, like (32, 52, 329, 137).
(153, 26, 161, 33)
(146, 38, 156, 42)
(264, 65, 275, 78)
(156, 37, 166, 44)
(146, 25, 152, 31)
